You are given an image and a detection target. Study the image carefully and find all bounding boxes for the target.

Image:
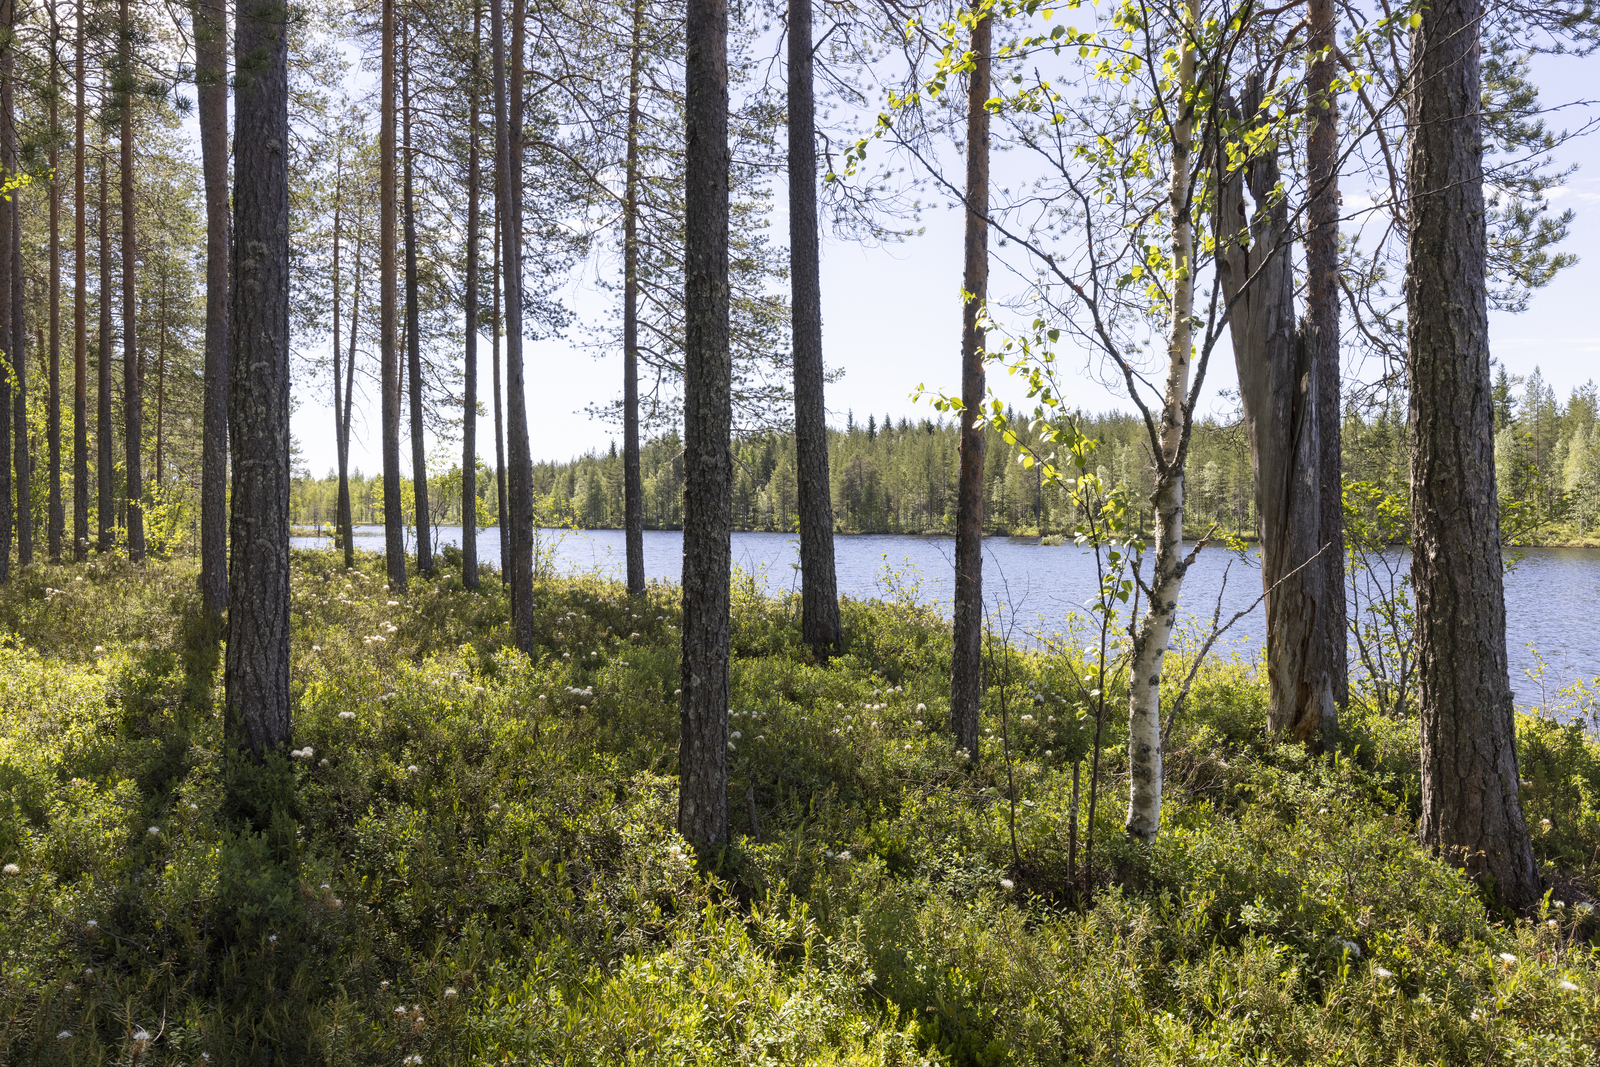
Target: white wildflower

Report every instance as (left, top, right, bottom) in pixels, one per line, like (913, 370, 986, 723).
(999, 878, 1015, 891)
(1498, 953, 1518, 964)
(388, 600, 400, 607)
(339, 710, 356, 720)
(1560, 979, 1581, 992)
(444, 987, 458, 1000)
(1373, 966, 1393, 979)
(148, 825, 161, 836)
(407, 765, 420, 775)
(2, 863, 19, 876)
(92, 645, 104, 653)
(57, 1031, 71, 1041)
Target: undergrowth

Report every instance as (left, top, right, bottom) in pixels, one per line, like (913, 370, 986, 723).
(1, 551, 1599, 1064)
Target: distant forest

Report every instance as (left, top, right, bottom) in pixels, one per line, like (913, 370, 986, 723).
(290, 367, 1600, 544)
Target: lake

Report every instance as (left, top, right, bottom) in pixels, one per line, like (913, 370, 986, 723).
(292, 525, 1600, 714)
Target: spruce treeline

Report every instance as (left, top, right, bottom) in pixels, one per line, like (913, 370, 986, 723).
(288, 377, 1600, 544)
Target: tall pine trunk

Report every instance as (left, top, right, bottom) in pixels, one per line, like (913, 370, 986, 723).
(679, 0, 731, 846)
(227, 0, 291, 755)
(339, 214, 362, 571)
(46, 3, 62, 562)
(97, 148, 111, 552)
(72, 0, 87, 560)
(0, 0, 12, 583)
(787, 0, 840, 656)
(621, 0, 644, 598)
(950, 1, 989, 759)
(1308, 0, 1346, 708)
(462, 1, 481, 589)
(119, 0, 142, 562)
(491, 229, 507, 578)
(330, 151, 345, 559)
(1125, 0, 1199, 841)
(1407, 0, 1538, 907)
(380, 0, 407, 590)
(403, 21, 432, 575)
(197, 0, 229, 614)
(12, 98, 29, 569)
(493, 0, 534, 649)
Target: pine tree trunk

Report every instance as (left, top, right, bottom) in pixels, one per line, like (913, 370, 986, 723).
(119, 0, 142, 563)
(950, 2, 990, 759)
(402, 21, 432, 575)
(331, 153, 345, 557)
(47, 6, 62, 563)
(12, 166, 27, 569)
(462, 1, 481, 589)
(491, 230, 507, 579)
(621, 0, 645, 598)
(47, 58, 63, 563)
(380, 0, 407, 591)
(788, 0, 840, 657)
(197, 0, 229, 614)
(0, 0, 12, 584)
(1126, 0, 1198, 841)
(339, 220, 361, 571)
(493, 0, 534, 650)
(1406, 0, 1539, 907)
(1308, 0, 1346, 708)
(1217, 86, 1334, 742)
(72, 0, 87, 560)
(97, 148, 112, 552)
(226, 0, 291, 754)
(679, 0, 731, 846)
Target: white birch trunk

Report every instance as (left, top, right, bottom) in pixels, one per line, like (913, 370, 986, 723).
(1125, 0, 1197, 841)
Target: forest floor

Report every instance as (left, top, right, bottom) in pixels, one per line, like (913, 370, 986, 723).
(3, 553, 1600, 1064)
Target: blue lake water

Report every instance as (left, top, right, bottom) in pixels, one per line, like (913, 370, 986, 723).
(292, 525, 1600, 715)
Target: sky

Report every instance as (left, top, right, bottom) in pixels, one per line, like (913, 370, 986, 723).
(287, 37, 1600, 479)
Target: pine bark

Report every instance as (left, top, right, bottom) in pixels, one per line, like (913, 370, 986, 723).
(493, 0, 534, 650)
(679, 0, 732, 846)
(380, 0, 407, 590)
(950, 3, 990, 759)
(1308, 0, 1346, 708)
(47, 7, 62, 563)
(1406, 0, 1539, 907)
(226, 0, 291, 754)
(339, 221, 361, 570)
(197, 0, 229, 614)
(331, 153, 346, 559)
(119, 0, 141, 562)
(72, 0, 87, 560)
(97, 148, 111, 552)
(621, 0, 644, 598)
(462, 1, 481, 589)
(0, 0, 12, 584)
(491, 232, 507, 579)
(12, 119, 29, 568)
(1217, 85, 1334, 742)
(788, 0, 840, 656)
(402, 21, 432, 575)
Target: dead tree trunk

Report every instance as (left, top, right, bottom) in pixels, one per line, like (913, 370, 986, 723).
(1406, 0, 1539, 907)
(1216, 82, 1335, 742)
